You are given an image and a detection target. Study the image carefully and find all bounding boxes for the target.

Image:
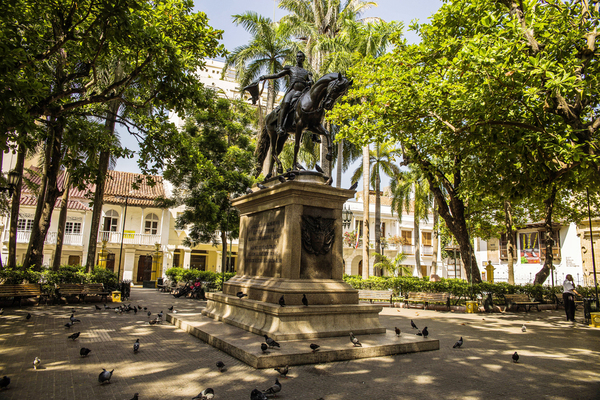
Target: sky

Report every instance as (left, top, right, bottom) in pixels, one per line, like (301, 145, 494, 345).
(115, 0, 444, 183)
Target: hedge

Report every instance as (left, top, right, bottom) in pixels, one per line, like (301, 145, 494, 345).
(165, 267, 235, 290)
(342, 275, 597, 305)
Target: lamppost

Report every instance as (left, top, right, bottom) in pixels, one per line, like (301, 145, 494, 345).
(586, 188, 599, 309)
(0, 170, 20, 196)
(342, 205, 353, 229)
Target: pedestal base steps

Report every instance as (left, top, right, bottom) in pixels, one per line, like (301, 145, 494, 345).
(167, 312, 440, 369)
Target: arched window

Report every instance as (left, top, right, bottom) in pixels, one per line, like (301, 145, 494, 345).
(103, 210, 119, 232)
(145, 213, 159, 235)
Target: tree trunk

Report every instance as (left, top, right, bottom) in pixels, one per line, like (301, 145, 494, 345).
(336, 138, 343, 188)
(414, 218, 421, 276)
(8, 142, 25, 269)
(504, 200, 516, 284)
(362, 145, 370, 279)
(221, 229, 228, 273)
(374, 145, 381, 263)
(23, 116, 64, 270)
(52, 168, 71, 271)
(431, 198, 439, 274)
(534, 186, 557, 285)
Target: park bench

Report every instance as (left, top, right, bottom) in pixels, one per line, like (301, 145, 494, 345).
(57, 284, 85, 303)
(358, 290, 393, 306)
(0, 284, 44, 305)
(404, 292, 451, 310)
(82, 283, 109, 302)
(551, 293, 583, 310)
(504, 294, 540, 312)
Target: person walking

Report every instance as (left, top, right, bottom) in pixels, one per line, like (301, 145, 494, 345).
(562, 274, 580, 322)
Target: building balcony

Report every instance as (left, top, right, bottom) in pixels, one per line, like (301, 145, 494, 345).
(4, 230, 84, 246)
(98, 231, 161, 246)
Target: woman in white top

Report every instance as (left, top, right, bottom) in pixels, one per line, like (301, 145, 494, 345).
(562, 274, 580, 322)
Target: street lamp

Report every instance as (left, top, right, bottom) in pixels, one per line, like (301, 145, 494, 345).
(0, 170, 20, 196)
(342, 205, 353, 229)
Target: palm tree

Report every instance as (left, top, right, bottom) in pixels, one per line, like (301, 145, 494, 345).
(223, 12, 293, 114)
(351, 142, 401, 273)
(390, 167, 435, 278)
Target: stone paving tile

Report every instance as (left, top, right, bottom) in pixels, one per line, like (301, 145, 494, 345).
(1, 289, 599, 400)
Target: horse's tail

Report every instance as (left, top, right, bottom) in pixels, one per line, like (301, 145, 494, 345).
(254, 126, 269, 177)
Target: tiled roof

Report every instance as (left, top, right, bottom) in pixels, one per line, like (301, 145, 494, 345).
(19, 169, 165, 210)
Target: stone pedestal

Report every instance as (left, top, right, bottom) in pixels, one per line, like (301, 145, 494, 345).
(203, 175, 385, 339)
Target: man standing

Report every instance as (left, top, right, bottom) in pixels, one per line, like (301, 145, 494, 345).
(259, 51, 313, 137)
(563, 274, 580, 322)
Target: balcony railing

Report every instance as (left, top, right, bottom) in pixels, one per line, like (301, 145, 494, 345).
(4, 230, 84, 246)
(421, 245, 434, 256)
(98, 231, 161, 245)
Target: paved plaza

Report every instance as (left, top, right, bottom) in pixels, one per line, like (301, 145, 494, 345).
(0, 288, 599, 400)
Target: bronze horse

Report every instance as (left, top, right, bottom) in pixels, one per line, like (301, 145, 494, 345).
(255, 73, 351, 177)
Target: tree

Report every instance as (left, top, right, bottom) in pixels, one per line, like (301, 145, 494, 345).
(162, 94, 256, 273)
(2, 0, 225, 269)
(224, 12, 293, 115)
(373, 252, 409, 277)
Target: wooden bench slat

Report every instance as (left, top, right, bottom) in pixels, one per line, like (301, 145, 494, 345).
(404, 292, 450, 310)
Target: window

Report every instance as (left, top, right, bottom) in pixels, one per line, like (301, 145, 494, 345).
(145, 213, 159, 234)
(401, 230, 412, 245)
(17, 219, 34, 231)
(422, 232, 432, 246)
(381, 222, 386, 238)
(103, 210, 119, 232)
(65, 222, 82, 235)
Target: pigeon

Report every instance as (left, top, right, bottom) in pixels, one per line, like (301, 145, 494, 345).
(168, 306, 174, 311)
(71, 308, 76, 314)
(315, 163, 324, 174)
(274, 365, 289, 377)
(130, 394, 139, 400)
(143, 307, 147, 311)
(104, 304, 111, 310)
(349, 182, 358, 190)
(325, 176, 333, 185)
(33, 357, 41, 370)
(138, 305, 143, 309)
(80, 347, 92, 357)
(133, 339, 140, 353)
(278, 176, 286, 183)
(192, 388, 215, 400)
(521, 324, 527, 332)
(246, 188, 254, 194)
(411, 320, 418, 330)
(26, 313, 31, 320)
(295, 163, 305, 170)
(237, 292, 248, 299)
(95, 305, 102, 310)
(264, 335, 280, 349)
(422, 327, 429, 338)
(453, 337, 463, 348)
(263, 378, 282, 396)
(261, 343, 268, 353)
(279, 295, 285, 307)
(147, 311, 151, 317)
(310, 343, 320, 352)
(65, 321, 74, 328)
(158, 311, 163, 320)
(265, 172, 273, 180)
(216, 361, 225, 372)
(133, 307, 137, 314)
(70, 314, 80, 323)
(512, 352, 519, 363)
(349, 332, 362, 347)
(257, 183, 268, 190)
(394, 327, 401, 337)
(0, 376, 10, 389)
(251, 388, 269, 400)
(68, 332, 81, 341)
(98, 368, 114, 384)
(302, 294, 308, 307)
(287, 173, 296, 181)
(149, 318, 158, 325)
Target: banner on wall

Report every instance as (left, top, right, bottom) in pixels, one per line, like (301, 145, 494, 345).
(519, 232, 540, 264)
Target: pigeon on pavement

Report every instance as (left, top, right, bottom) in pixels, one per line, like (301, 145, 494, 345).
(310, 343, 320, 352)
(512, 352, 519, 363)
(349, 332, 362, 347)
(278, 175, 286, 183)
(237, 292, 248, 299)
(263, 378, 282, 396)
(261, 343, 268, 353)
(33, 357, 41, 370)
(95, 305, 102, 311)
(302, 294, 308, 307)
(68, 332, 81, 341)
(133, 339, 140, 353)
(80, 348, 92, 357)
(274, 365, 289, 377)
(395, 327, 401, 336)
(147, 311, 151, 317)
(257, 183, 268, 190)
(521, 324, 527, 332)
(129, 394, 139, 400)
(104, 304, 111, 310)
(251, 389, 268, 400)
(70, 314, 80, 323)
(287, 173, 296, 181)
(158, 311, 163, 319)
(411, 320, 418, 330)
(65, 321, 74, 328)
(168, 306, 174, 311)
(264, 335, 280, 349)
(192, 388, 215, 400)
(26, 313, 31, 320)
(246, 188, 254, 194)
(279, 295, 285, 307)
(422, 327, 429, 338)
(453, 337, 463, 348)
(0, 376, 10, 389)
(98, 368, 114, 384)
(216, 361, 225, 372)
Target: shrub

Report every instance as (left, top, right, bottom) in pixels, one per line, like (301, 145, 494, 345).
(0, 267, 41, 284)
(90, 267, 118, 288)
(165, 267, 185, 283)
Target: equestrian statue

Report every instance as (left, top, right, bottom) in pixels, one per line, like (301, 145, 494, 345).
(245, 51, 352, 179)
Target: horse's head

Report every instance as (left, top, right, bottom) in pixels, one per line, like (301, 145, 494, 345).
(323, 73, 352, 110)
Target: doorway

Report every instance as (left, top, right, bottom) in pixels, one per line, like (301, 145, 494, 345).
(137, 255, 153, 282)
(358, 260, 363, 276)
(106, 253, 115, 272)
